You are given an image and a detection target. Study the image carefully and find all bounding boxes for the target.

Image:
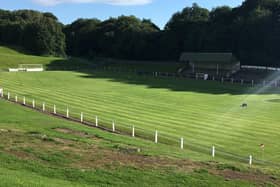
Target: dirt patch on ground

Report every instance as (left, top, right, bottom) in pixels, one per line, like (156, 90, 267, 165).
(5, 149, 32, 160)
(54, 128, 92, 138)
(0, 130, 279, 186)
(54, 128, 101, 142)
(211, 169, 279, 186)
(74, 147, 202, 171)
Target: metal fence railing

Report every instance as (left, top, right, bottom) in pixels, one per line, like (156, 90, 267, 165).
(98, 67, 280, 88)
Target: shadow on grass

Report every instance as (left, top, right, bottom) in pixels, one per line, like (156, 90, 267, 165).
(46, 59, 280, 95)
(46, 58, 98, 71)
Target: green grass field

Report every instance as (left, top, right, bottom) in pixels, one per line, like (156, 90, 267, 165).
(1, 70, 280, 164)
(0, 97, 267, 186)
(1, 45, 280, 185)
(0, 46, 61, 70)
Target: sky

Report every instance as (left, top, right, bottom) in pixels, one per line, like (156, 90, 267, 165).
(0, 0, 244, 28)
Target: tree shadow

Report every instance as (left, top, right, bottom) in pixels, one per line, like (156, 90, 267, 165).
(46, 58, 97, 71)
(46, 59, 280, 95)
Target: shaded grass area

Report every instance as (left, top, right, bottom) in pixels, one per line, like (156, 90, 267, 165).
(0, 99, 267, 186)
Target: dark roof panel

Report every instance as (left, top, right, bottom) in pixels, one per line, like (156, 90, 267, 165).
(180, 52, 239, 64)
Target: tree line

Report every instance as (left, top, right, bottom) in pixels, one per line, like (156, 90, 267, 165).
(1, 0, 280, 66)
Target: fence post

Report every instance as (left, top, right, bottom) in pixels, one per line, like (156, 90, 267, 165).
(249, 155, 253, 166)
(7, 92, 10, 100)
(231, 78, 234, 84)
(251, 80, 254, 87)
(212, 146, 215, 158)
(180, 138, 184, 149)
(80, 112, 83, 122)
(221, 77, 224, 84)
(112, 121, 115, 132)
(212, 76, 215, 81)
(241, 80, 244, 85)
(32, 99, 35, 108)
(23, 96, 26, 105)
(155, 130, 158, 143)
(66, 107, 69, 118)
(53, 104, 56, 114)
(132, 126, 135, 137)
(15, 95, 18, 102)
(95, 116, 98, 127)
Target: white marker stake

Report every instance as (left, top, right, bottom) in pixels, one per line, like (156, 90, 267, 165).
(95, 116, 98, 127)
(15, 95, 18, 102)
(32, 99, 35, 108)
(212, 146, 215, 158)
(112, 121, 115, 132)
(53, 105, 56, 114)
(80, 112, 83, 122)
(155, 130, 158, 143)
(132, 126, 135, 137)
(23, 97, 26, 105)
(249, 155, 253, 166)
(66, 108, 69, 118)
(42, 102, 45, 112)
(7, 92, 10, 100)
(180, 138, 184, 149)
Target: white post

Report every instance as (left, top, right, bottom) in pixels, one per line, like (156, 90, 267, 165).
(32, 99, 35, 108)
(0, 88, 3, 97)
(132, 126, 135, 137)
(23, 96, 26, 105)
(231, 78, 234, 84)
(221, 77, 224, 84)
(80, 112, 83, 122)
(66, 107, 69, 118)
(7, 92, 10, 100)
(112, 121, 115, 132)
(252, 80, 254, 87)
(155, 130, 158, 143)
(53, 105, 56, 114)
(180, 138, 184, 149)
(212, 76, 215, 81)
(249, 155, 253, 166)
(95, 116, 98, 127)
(212, 146, 215, 158)
(42, 102, 45, 112)
(15, 95, 18, 102)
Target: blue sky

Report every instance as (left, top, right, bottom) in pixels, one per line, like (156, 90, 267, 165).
(0, 0, 244, 28)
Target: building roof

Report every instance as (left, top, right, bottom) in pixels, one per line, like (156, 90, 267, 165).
(179, 52, 239, 64)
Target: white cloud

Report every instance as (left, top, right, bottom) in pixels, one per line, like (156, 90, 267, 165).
(32, 0, 153, 6)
